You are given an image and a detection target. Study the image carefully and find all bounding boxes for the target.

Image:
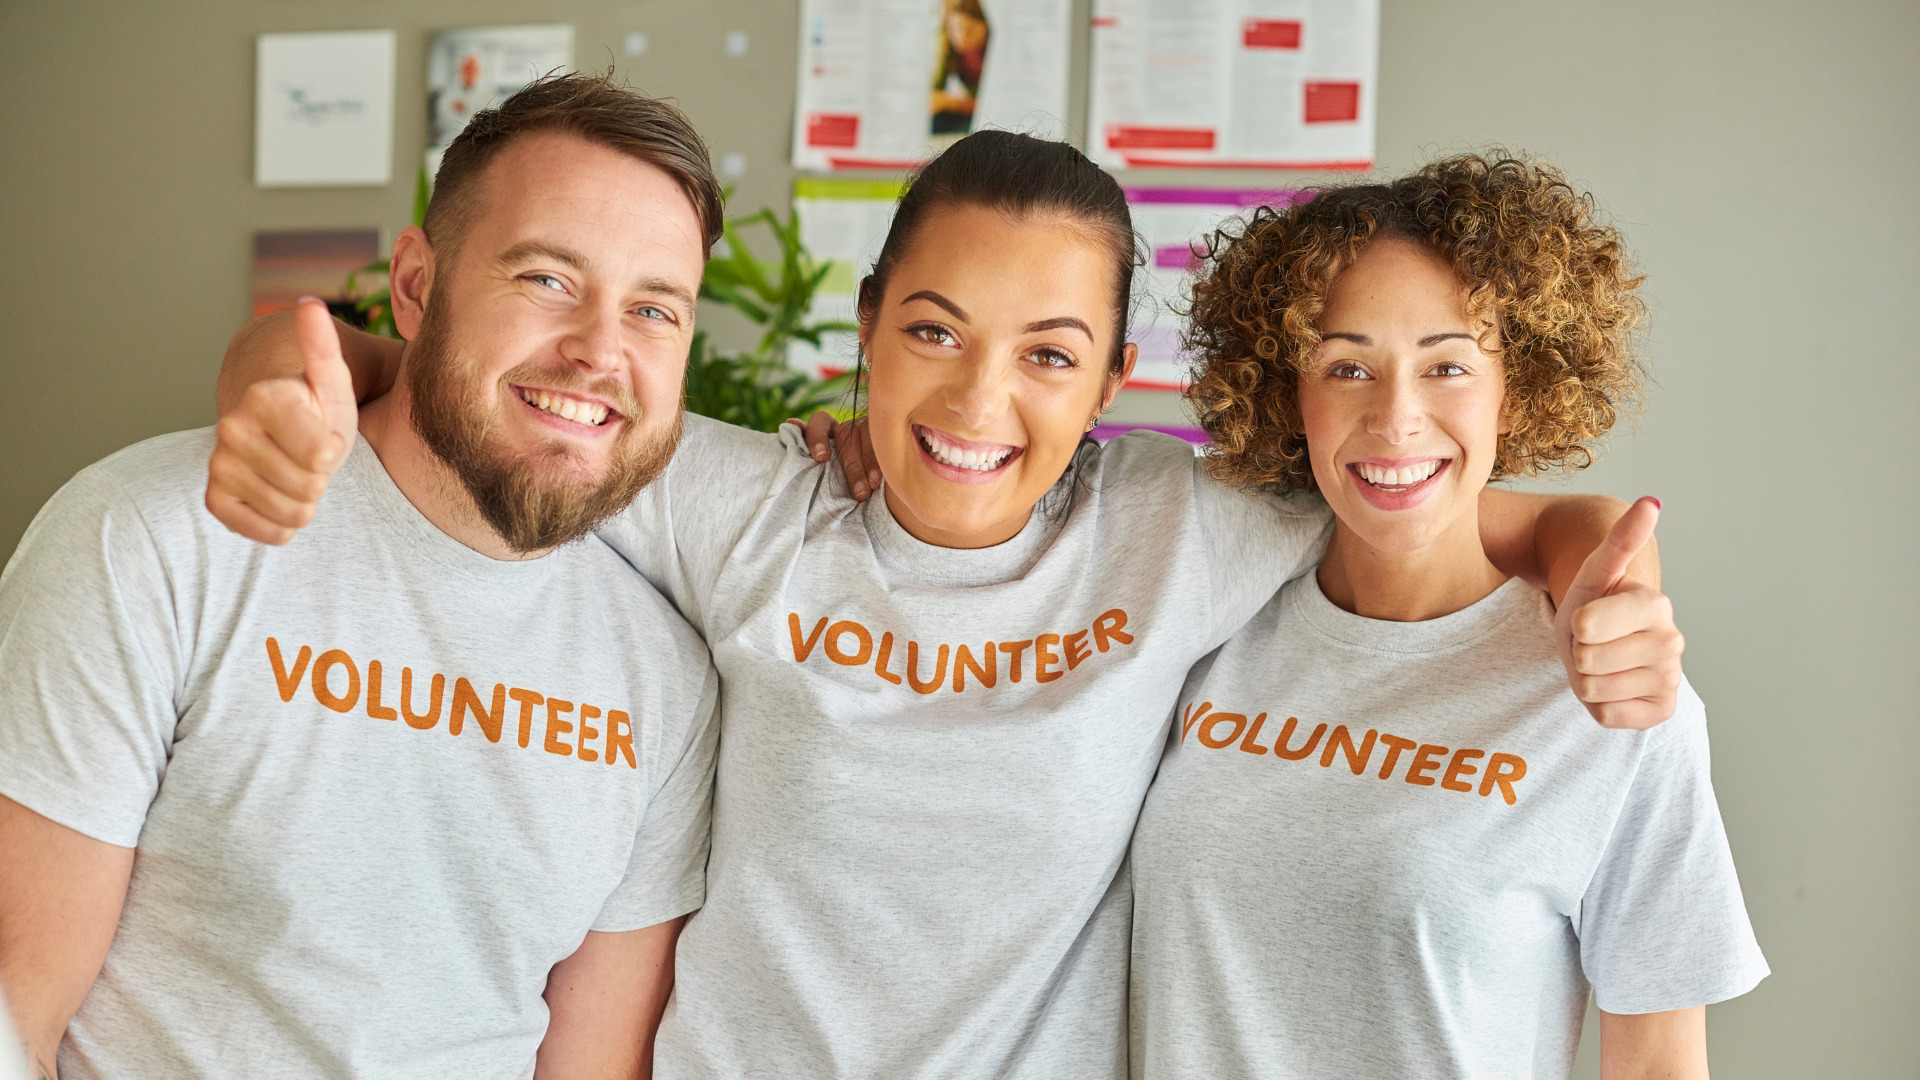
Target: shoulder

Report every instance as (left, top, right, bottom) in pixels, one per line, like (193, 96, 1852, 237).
(1638, 677, 1712, 761)
(17, 428, 223, 551)
(573, 536, 712, 669)
(1082, 429, 1202, 485)
(669, 414, 802, 485)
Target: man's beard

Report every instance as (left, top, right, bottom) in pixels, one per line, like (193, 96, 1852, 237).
(404, 298, 679, 554)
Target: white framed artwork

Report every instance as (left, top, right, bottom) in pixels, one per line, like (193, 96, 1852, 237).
(255, 30, 397, 188)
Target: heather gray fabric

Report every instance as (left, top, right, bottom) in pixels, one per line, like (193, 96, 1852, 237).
(1129, 574, 1768, 1080)
(597, 416, 1332, 1080)
(0, 430, 719, 1080)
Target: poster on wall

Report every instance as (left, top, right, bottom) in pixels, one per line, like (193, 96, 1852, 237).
(255, 30, 396, 187)
(1088, 0, 1377, 170)
(427, 25, 574, 177)
(251, 229, 383, 320)
(792, 0, 1072, 171)
(789, 178, 907, 377)
(1125, 187, 1298, 389)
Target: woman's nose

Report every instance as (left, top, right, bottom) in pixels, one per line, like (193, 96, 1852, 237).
(941, 355, 1010, 428)
(1367, 375, 1425, 444)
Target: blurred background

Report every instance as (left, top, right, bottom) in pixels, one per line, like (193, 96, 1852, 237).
(1, 2, 1913, 1075)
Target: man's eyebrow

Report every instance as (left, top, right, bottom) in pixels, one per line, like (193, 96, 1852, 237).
(497, 240, 589, 270)
(634, 275, 698, 312)
(901, 290, 969, 322)
(1023, 316, 1093, 340)
(1419, 331, 1478, 347)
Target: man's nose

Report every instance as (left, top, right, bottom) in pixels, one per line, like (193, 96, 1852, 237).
(561, 301, 627, 373)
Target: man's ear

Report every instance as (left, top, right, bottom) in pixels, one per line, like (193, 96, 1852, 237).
(1100, 341, 1139, 414)
(388, 226, 436, 341)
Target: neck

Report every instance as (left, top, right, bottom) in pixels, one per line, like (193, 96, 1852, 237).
(882, 486, 1031, 550)
(1316, 503, 1509, 622)
(358, 373, 547, 562)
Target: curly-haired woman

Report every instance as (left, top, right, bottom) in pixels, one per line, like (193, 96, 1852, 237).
(1128, 155, 1768, 1080)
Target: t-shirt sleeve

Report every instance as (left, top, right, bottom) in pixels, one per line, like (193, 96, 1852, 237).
(591, 658, 722, 932)
(596, 415, 796, 637)
(0, 467, 183, 847)
(1189, 462, 1332, 648)
(1577, 680, 1770, 1013)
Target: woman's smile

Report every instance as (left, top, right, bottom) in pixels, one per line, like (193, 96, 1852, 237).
(913, 423, 1023, 483)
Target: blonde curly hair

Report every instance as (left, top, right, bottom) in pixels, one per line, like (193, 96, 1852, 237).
(1183, 152, 1646, 491)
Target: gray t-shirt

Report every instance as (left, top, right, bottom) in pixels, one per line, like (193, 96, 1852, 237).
(598, 416, 1331, 1080)
(1129, 574, 1768, 1080)
(0, 430, 719, 1080)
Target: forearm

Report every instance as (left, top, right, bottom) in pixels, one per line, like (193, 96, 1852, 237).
(1480, 488, 1660, 606)
(1600, 1006, 1708, 1080)
(216, 309, 402, 414)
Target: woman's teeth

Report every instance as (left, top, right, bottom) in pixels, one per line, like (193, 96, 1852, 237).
(919, 428, 1014, 472)
(518, 387, 609, 427)
(1356, 460, 1441, 488)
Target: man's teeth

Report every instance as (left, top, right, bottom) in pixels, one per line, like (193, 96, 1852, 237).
(920, 428, 1013, 472)
(518, 387, 609, 426)
(1357, 460, 1441, 487)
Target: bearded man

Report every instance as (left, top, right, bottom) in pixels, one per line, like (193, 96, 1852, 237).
(0, 74, 721, 1080)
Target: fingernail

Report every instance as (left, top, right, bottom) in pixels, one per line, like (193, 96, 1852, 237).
(854, 483, 869, 499)
(1643, 496, 1662, 510)
(868, 471, 882, 490)
(813, 443, 827, 459)
(296, 294, 321, 305)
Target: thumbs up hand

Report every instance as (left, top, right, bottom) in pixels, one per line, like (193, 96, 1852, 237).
(205, 298, 361, 544)
(1556, 496, 1686, 729)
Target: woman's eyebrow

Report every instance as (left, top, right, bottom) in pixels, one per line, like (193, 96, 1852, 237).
(1023, 316, 1093, 340)
(1320, 331, 1370, 344)
(1419, 332, 1478, 347)
(901, 290, 969, 322)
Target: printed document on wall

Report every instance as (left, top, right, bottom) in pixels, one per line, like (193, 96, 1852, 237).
(789, 178, 907, 377)
(255, 31, 396, 187)
(427, 25, 573, 177)
(1089, 0, 1378, 170)
(1125, 188, 1298, 389)
(793, 0, 1071, 171)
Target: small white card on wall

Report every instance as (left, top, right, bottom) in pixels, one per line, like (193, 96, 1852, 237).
(255, 30, 396, 187)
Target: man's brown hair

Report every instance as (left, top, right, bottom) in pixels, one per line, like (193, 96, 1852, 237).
(424, 70, 724, 263)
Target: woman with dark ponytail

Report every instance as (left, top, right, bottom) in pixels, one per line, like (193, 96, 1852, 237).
(208, 129, 1683, 1078)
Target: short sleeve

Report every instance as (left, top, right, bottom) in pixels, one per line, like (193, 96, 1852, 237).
(0, 467, 184, 847)
(597, 415, 795, 638)
(591, 659, 722, 932)
(1190, 466, 1332, 648)
(1577, 681, 1770, 1013)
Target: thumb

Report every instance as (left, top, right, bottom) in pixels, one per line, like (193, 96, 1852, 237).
(1563, 496, 1660, 610)
(294, 298, 358, 457)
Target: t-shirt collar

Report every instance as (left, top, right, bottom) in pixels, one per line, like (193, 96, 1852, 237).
(1289, 570, 1537, 654)
(343, 435, 560, 584)
(861, 482, 1064, 588)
